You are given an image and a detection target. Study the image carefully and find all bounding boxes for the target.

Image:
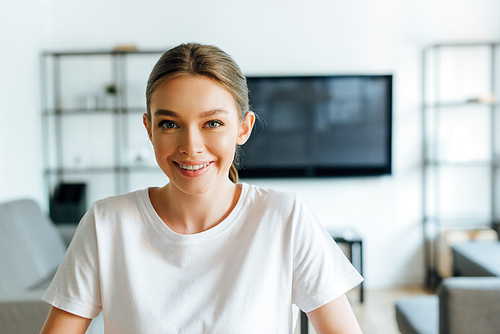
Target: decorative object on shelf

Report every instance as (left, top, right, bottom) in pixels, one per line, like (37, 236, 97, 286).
(103, 82, 118, 109)
(83, 94, 100, 110)
(113, 44, 138, 52)
(465, 93, 495, 104)
(127, 148, 153, 167)
(105, 83, 118, 95)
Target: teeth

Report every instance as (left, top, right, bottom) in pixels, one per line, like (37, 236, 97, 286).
(178, 163, 210, 171)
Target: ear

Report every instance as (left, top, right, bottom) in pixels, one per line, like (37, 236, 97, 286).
(236, 111, 255, 145)
(143, 113, 153, 141)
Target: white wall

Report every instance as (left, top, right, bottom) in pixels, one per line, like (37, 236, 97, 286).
(1, 0, 499, 288)
(0, 0, 47, 205)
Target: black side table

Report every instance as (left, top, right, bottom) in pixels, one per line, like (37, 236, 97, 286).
(328, 228, 364, 303)
(300, 228, 364, 334)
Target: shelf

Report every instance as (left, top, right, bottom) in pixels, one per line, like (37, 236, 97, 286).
(44, 165, 162, 175)
(424, 216, 497, 228)
(43, 49, 166, 57)
(424, 102, 499, 108)
(424, 42, 500, 50)
(43, 107, 146, 115)
(45, 167, 119, 175)
(424, 160, 500, 167)
(127, 165, 163, 172)
(422, 42, 500, 288)
(41, 49, 172, 225)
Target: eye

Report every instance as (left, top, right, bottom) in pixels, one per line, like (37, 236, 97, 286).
(205, 120, 223, 128)
(158, 120, 178, 129)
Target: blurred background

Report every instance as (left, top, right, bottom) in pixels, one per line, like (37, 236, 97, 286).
(1, 0, 500, 332)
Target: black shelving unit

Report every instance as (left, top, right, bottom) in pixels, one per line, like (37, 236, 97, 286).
(422, 42, 500, 289)
(41, 49, 168, 211)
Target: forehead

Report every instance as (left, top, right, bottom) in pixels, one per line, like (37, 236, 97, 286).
(150, 75, 238, 116)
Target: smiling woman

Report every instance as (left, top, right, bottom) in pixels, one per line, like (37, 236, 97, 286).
(40, 43, 363, 334)
(145, 43, 251, 184)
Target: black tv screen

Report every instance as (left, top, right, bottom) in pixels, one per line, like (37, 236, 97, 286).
(239, 75, 392, 178)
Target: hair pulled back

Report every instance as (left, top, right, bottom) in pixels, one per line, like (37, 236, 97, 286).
(146, 43, 250, 183)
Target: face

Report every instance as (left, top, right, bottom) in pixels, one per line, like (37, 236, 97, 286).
(144, 74, 254, 195)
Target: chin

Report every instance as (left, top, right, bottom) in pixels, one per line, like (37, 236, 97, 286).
(169, 177, 218, 196)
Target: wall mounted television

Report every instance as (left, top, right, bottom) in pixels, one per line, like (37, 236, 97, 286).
(239, 75, 393, 178)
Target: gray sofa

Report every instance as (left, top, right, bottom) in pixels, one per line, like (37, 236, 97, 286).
(0, 198, 103, 334)
(452, 241, 500, 277)
(395, 241, 500, 334)
(396, 277, 500, 334)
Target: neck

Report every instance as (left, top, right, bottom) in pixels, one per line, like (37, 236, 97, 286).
(150, 180, 241, 235)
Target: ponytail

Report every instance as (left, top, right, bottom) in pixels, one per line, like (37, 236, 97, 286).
(228, 163, 238, 183)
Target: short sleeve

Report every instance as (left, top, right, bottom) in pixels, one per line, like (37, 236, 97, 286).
(291, 197, 363, 313)
(42, 204, 102, 319)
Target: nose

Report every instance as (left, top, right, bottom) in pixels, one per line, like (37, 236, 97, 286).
(178, 127, 204, 156)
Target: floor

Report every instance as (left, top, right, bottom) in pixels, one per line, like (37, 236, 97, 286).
(295, 285, 433, 334)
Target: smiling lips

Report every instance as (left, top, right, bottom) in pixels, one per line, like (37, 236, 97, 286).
(177, 162, 211, 171)
(173, 161, 213, 176)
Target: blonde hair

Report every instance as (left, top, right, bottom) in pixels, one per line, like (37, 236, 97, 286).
(145, 43, 250, 183)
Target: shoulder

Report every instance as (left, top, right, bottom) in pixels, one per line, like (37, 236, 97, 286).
(93, 188, 145, 207)
(243, 182, 297, 204)
(74, 188, 152, 239)
(90, 188, 148, 219)
(241, 183, 306, 219)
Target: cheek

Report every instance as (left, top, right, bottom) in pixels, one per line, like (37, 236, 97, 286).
(207, 134, 237, 160)
(151, 136, 174, 156)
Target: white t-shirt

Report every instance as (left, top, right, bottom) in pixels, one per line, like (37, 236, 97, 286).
(42, 183, 363, 334)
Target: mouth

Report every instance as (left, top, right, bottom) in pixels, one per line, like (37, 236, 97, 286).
(176, 162, 211, 171)
(173, 161, 213, 175)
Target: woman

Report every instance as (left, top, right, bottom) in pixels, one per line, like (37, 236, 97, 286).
(41, 43, 363, 333)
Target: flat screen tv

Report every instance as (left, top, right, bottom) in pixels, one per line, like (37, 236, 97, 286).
(239, 75, 392, 178)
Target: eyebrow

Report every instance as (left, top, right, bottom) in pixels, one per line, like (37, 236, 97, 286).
(200, 108, 229, 118)
(154, 109, 179, 118)
(154, 108, 229, 118)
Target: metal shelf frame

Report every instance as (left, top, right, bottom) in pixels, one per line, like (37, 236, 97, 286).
(422, 42, 500, 289)
(41, 49, 167, 204)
